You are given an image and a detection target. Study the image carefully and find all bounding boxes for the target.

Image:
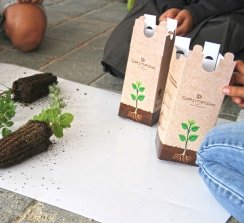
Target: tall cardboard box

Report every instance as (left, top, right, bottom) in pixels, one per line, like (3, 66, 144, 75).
(118, 15, 177, 126)
(156, 40, 235, 165)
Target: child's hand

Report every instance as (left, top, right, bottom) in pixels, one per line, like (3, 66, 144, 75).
(159, 9, 193, 36)
(159, 8, 181, 22)
(223, 60, 244, 108)
(17, 0, 44, 4)
(174, 10, 193, 36)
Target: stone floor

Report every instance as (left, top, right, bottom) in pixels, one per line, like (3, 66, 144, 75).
(0, 0, 240, 222)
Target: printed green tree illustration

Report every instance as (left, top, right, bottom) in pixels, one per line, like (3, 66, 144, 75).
(128, 81, 145, 121)
(173, 120, 200, 163)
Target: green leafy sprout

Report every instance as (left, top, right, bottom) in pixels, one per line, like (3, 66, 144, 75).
(0, 85, 16, 138)
(131, 81, 145, 114)
(33, 84, 74, 138)
(179, 120, 199, 155)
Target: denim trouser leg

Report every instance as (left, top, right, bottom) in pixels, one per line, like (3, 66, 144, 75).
(196, 121, 244, 223)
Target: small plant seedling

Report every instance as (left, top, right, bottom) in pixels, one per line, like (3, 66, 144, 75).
(33, 84, 74, 138)
(0, 85, 17, 137)
(128, 81, 145, 121)
(173, 120, 200, 163)
(0, 83, 74, 168)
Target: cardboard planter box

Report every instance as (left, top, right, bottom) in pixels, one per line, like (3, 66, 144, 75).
(156, 39, 235, 166)
(118, 15, 177, 126)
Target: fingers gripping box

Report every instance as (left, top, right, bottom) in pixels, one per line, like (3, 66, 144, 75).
(156, 38, 235, 165)
(118, 15, 177, 126)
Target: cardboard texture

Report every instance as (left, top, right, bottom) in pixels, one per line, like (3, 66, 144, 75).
(156, 42, 235, 166)
(118, 15, 177, 126)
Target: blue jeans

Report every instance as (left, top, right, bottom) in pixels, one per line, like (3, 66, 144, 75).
(196, 121, 244, 223)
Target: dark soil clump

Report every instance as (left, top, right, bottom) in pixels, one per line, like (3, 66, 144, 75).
(12, 73, 57, 103)
(0, 120, 52, 168)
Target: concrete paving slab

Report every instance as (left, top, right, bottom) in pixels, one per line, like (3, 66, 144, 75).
(41, 32, 112, 84)
(82, 1, 127, 23)
(0, 188, 34, 223)
(45, 0, 110, 20)
(91, 73, 123, 92)
(41, 57, 103, 84)
(219, 97, 241, 121)
(0, 50, 52, 70)
(33, 38, 80, 58)
(17, 202, 99, 223)
(45, 19, 113, 44)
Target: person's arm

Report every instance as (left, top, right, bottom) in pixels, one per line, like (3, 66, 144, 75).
(223, 60, 244, 108)
(184, 0, 244, 26)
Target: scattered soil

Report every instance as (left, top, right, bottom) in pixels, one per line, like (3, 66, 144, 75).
(155, 133, 197, 166)
(0, 120, 52, 168)
(12, 73, 57, 103)
(119, 103, 160, 126)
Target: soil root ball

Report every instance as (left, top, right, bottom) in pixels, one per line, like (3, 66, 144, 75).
(0, 120, 52, 168)
(12, 73, 58, 103)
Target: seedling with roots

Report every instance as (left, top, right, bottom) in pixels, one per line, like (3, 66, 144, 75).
(173, 120, 199, 163)
(128, 81, 145, 121)
(0, 83, 74, 167)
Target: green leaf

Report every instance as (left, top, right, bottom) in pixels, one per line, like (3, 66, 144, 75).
(131, 94, 136, 101)
(60, 113, 74, 128)
(179, 134, 186, 142)
(5, 110, 15, 119)
(48, 85, 55, 93)
(46, 109, 55, 123)
(49, 93, 55, 99)
(33, 115, 39, 121)
(34, 111, 48, 122)
(189, 134, 199, 142)
(1, 116, 8, 124)
(191, 126, 200, 132)
(31, 84, 74, 139)
(132, 83, 137, 90)
(138, 87, 145, 92)
(52, 124, 63, 138)
(181, 123, 188, 130)
(5, 121, 14, 127)
(2, 128, 11, 137)
(138, 95, 145, 101)
(59, 101, 66, 108)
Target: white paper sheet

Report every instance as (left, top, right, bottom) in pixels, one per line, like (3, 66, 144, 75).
(0, 64, 230, 223)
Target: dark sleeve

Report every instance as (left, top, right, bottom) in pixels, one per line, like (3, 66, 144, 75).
(153, 0, 188, 14)
(185, 0, 244, 25)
